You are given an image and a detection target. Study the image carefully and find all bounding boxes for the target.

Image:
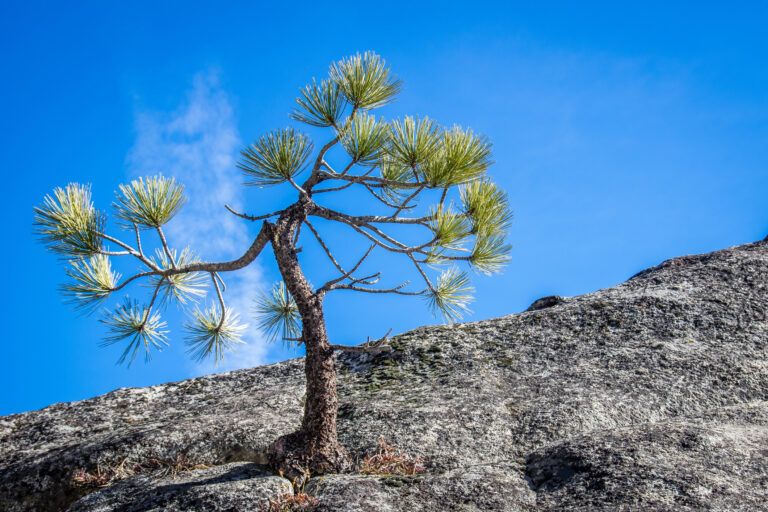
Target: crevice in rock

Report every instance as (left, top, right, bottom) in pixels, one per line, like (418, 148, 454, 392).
(525, 295, 566, 312)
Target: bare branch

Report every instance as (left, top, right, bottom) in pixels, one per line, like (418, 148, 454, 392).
(304, 220, 346, 275)
(134, 224, 144, 257)
(110, 270, 158, 293)
(363, 223, 410, 250)
(389, 185, 425, 218)
(225, 204, 284, 222)
(156, 226, 176, 269)
(166, 221, 272, 274)
(142, 276, 165, 326)
(214, 272, 227, 291)
(439, 186, 449, 206)
(331, 344, 393, 354)
(302, 134, 342, 191)
(329, 280, 423, 296)
(288, 176, 308, 196)
(362, 183, 416, 209)
(312, 182, 355, 194)
(101, 222, 272, 297)
(318, 244, 376, 292)
(408, 253, 436, 293)
(336, 221, 412, 254)
(97, 232, 162, 272)
(316, 171, 424, 190)
(313, 164, 370, 194)
(330, 329, 394, 354)
(347, 271, 381, 286)
(310, 205, 431, 226)
(211, 272, 226, 329)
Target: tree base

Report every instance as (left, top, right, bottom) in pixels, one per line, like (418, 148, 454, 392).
(267, 431, 350, 484)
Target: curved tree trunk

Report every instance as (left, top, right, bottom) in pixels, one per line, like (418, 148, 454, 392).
(267, 206, 349, 479)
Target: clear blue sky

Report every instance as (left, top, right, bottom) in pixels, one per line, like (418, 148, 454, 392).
(2, 1, 766, 415)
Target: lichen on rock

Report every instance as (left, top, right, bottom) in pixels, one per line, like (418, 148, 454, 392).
(2, 238, 768, 511)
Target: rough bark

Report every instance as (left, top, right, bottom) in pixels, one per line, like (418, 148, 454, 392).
(266, 203, 349, 480)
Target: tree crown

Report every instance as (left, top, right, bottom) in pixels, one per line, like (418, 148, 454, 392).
(34, 51, 512, 365)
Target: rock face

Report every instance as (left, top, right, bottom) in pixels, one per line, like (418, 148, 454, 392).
(2, 239, 768, 511)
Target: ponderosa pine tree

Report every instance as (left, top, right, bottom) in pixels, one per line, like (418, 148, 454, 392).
(34, 52, 512, 477)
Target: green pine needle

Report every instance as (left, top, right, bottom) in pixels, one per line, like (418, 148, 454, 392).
(423, 127, 492, 186)
(149, 247, 207, 306)
(238, 128, 313, 186)
(424, 267, 474, 322)
(330, 52, 402, 110)
(387, 116, 441, 168)
(377, 157, 415, 199)
(429, 205, 472, 250)
(34, 183, 104, 257)
(254, 281, 302, 342)
(460, 179, 513, 238)
(61, 254, 120, 311)
(469, 236, 511, 275)
(291, 78, 347, 128)
(100, 299, 169, 366)
(114, 176, 186, 228)
(185, 305, 246, 363)
(340, 112, 390, 165)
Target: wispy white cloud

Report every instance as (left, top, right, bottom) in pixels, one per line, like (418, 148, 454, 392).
(127, 70, 270, 373)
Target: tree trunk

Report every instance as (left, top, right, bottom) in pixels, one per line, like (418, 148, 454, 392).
(267, 207, 349, 479)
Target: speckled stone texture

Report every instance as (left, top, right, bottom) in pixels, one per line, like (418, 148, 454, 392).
(1, 239, 767, 511)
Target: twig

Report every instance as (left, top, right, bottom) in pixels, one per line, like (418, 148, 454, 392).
(211, 272, 226, 329)
(224, 205, 283, 222)
(389, 185, 425, 218)
(318, 244, 376, 292)
(141, 277, 165, 326)
(156, 226, 176, 269)
(304, 220, 346, 275)
(134, 224, 144, 257)
(330, 328, 394, 353)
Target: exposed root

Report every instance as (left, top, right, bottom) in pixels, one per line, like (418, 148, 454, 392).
(71, 454, 209, 490)
(268, 430, 350, 485)
(359, 437, 426, 476)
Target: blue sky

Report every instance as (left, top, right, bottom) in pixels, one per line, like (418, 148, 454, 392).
(1, 2, 766, 415)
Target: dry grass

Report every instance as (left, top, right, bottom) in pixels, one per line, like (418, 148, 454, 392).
(262, 492, 320, 512)
(359, 437, 426, 476)
(71, 454, 209, 489)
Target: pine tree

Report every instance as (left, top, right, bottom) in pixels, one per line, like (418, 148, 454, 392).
(34, 52, 512, 477)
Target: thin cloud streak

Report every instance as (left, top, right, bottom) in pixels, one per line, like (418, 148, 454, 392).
(127, 70, 270, 373)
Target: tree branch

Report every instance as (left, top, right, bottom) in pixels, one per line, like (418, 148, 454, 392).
(318, 244, 376, 293)
(316, 171, 424, 190)
(304, 220, 346, 275)
(225, 204, 284, 222)
(156, 226, 176, 269)
(389, 185, 425, 218)
(110, 270, 159, 293)
(134, 224, 144, 257)
(330, 329, 395, 354)
(97, 232, 162, 272)
(408, 253, 436, 293)
(329, 280, 423, 295)
(165, 221, 272, 274)
(141, 276, 165, 326)
(361, 183, 416, 209)
(313, 164, 370, 194)
(302, 134, 341, 191)
(211, 272, 226, 329)
(310, 205, 432, 226)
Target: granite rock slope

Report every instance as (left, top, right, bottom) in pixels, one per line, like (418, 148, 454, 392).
(1, 239, 767, 511)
